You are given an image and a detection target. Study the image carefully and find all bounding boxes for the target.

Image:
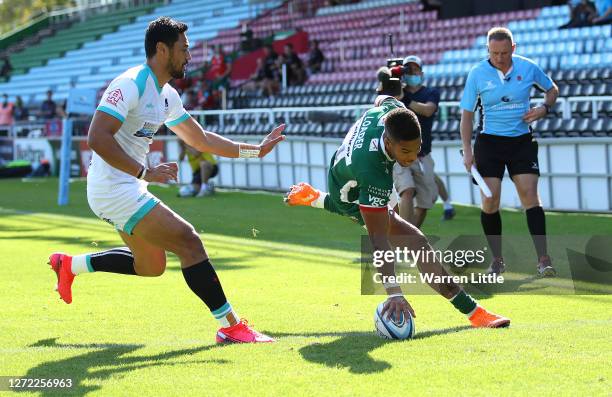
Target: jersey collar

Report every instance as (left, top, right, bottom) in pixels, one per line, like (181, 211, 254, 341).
(144, 64, 163, 94)
(487, 59, 513, 84)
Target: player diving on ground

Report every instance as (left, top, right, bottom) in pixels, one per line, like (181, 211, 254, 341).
(285, 87, 510, 329)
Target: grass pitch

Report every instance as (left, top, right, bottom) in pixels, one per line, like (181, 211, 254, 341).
(0, 178, 610, 396)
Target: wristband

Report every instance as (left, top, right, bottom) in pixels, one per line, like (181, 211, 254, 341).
(239, 145, 260, 158)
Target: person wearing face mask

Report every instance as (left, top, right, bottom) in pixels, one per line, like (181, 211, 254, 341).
(391, 55, 445, 228)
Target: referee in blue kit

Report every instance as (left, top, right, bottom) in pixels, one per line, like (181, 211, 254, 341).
(460, 27, 559, 277)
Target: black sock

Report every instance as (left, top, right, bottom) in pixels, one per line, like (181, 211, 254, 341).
(526, 206, 547, 258)
(90, 247, 137, 275)
(181, 259, 227, 312)
(481, 211, 502, 258)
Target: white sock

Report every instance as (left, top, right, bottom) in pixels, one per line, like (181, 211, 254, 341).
(199, 183, 209, 194)
(71, 254, 94, 275)
(311, 191, 327, 209)
(443, 201, 453, 210)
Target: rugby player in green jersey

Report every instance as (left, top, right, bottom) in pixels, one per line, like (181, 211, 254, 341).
(286, 84, 510, 329)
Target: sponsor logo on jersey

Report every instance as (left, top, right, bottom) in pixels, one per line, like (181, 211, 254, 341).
(134, 121, 161, 138)
(369, 195, 387, 207)
(501, 96, 511, 102)
(485, 80, 495, 90)
(517, 75, 522, 81)
(105, 88, 123, 106)
(369, 139, 379, 152)
(367, 185, 392, 198)
(353, 115, 373, 150)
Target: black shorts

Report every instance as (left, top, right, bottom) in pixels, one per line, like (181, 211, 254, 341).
(192, 164, 219, 185)
(474, 133, 540, 180)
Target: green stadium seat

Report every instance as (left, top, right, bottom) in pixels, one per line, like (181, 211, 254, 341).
(5, 4, 157, 77)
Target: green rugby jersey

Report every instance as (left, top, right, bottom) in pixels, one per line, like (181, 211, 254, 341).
(325, 96, 404, 222)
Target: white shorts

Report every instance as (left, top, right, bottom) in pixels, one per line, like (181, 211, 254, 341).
(87, 178, 160, 235)
(392, 153, 438, 209)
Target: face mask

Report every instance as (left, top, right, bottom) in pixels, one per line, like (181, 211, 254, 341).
(404, 75, 423, 87)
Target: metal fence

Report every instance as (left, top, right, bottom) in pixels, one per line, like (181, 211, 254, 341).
(191, 96, 612, 131)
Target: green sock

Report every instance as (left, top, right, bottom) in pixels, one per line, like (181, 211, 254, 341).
(450, 290, 477, 315)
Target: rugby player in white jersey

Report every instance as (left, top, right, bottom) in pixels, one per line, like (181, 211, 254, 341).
(48, 17, 285, 344)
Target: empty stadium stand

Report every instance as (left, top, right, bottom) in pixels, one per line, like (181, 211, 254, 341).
(8, 5, 158, 77)
(0, 0, 281, 103)
(209, 3, 610, 139)
(0, 2, 609, 140)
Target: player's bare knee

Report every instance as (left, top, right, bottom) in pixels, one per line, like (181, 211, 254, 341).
(520, 190, 539, 206)
(135, 259, 166, 277)
(523, 199, 541, 209)
(140, 267, 165, 277)
(481, 196, 500, 212)
(175, 225, 204, 256)
(400, 188, 416, 200)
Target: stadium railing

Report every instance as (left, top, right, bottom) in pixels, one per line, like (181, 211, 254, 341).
(189, 96, 612, 132)
(182, 96, 612, 212)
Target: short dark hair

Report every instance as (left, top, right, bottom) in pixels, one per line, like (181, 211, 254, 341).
(145, 17, 188, 59)
(385, 107, 421, 142)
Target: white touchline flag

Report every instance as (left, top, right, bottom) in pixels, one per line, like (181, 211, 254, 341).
(471, 165, 493, 198)
(460, 149, 493, 198)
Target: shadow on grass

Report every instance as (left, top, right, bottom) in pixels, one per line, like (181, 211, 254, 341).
(268, 325, 473, 374)
(2, 234, 119, 250)
(164, 255, 253, 272)
(16, 338, 227, 397)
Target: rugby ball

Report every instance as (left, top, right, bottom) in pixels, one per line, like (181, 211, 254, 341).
(374, 301, 415, 340)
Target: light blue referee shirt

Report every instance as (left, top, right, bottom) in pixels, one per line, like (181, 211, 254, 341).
(460, 54, 554, 137)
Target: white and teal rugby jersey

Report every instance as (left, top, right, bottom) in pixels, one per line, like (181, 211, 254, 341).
(90, 64, 190, 182)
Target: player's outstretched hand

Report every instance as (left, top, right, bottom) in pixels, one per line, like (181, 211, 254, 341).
(381, 295, 416, 321)
(258, 124, 286, 158)
(522, 106, 547, 123)
(144, 162, 178, 184)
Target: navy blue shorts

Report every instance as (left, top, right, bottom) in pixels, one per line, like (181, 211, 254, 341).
(474, 133, 540, 180)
